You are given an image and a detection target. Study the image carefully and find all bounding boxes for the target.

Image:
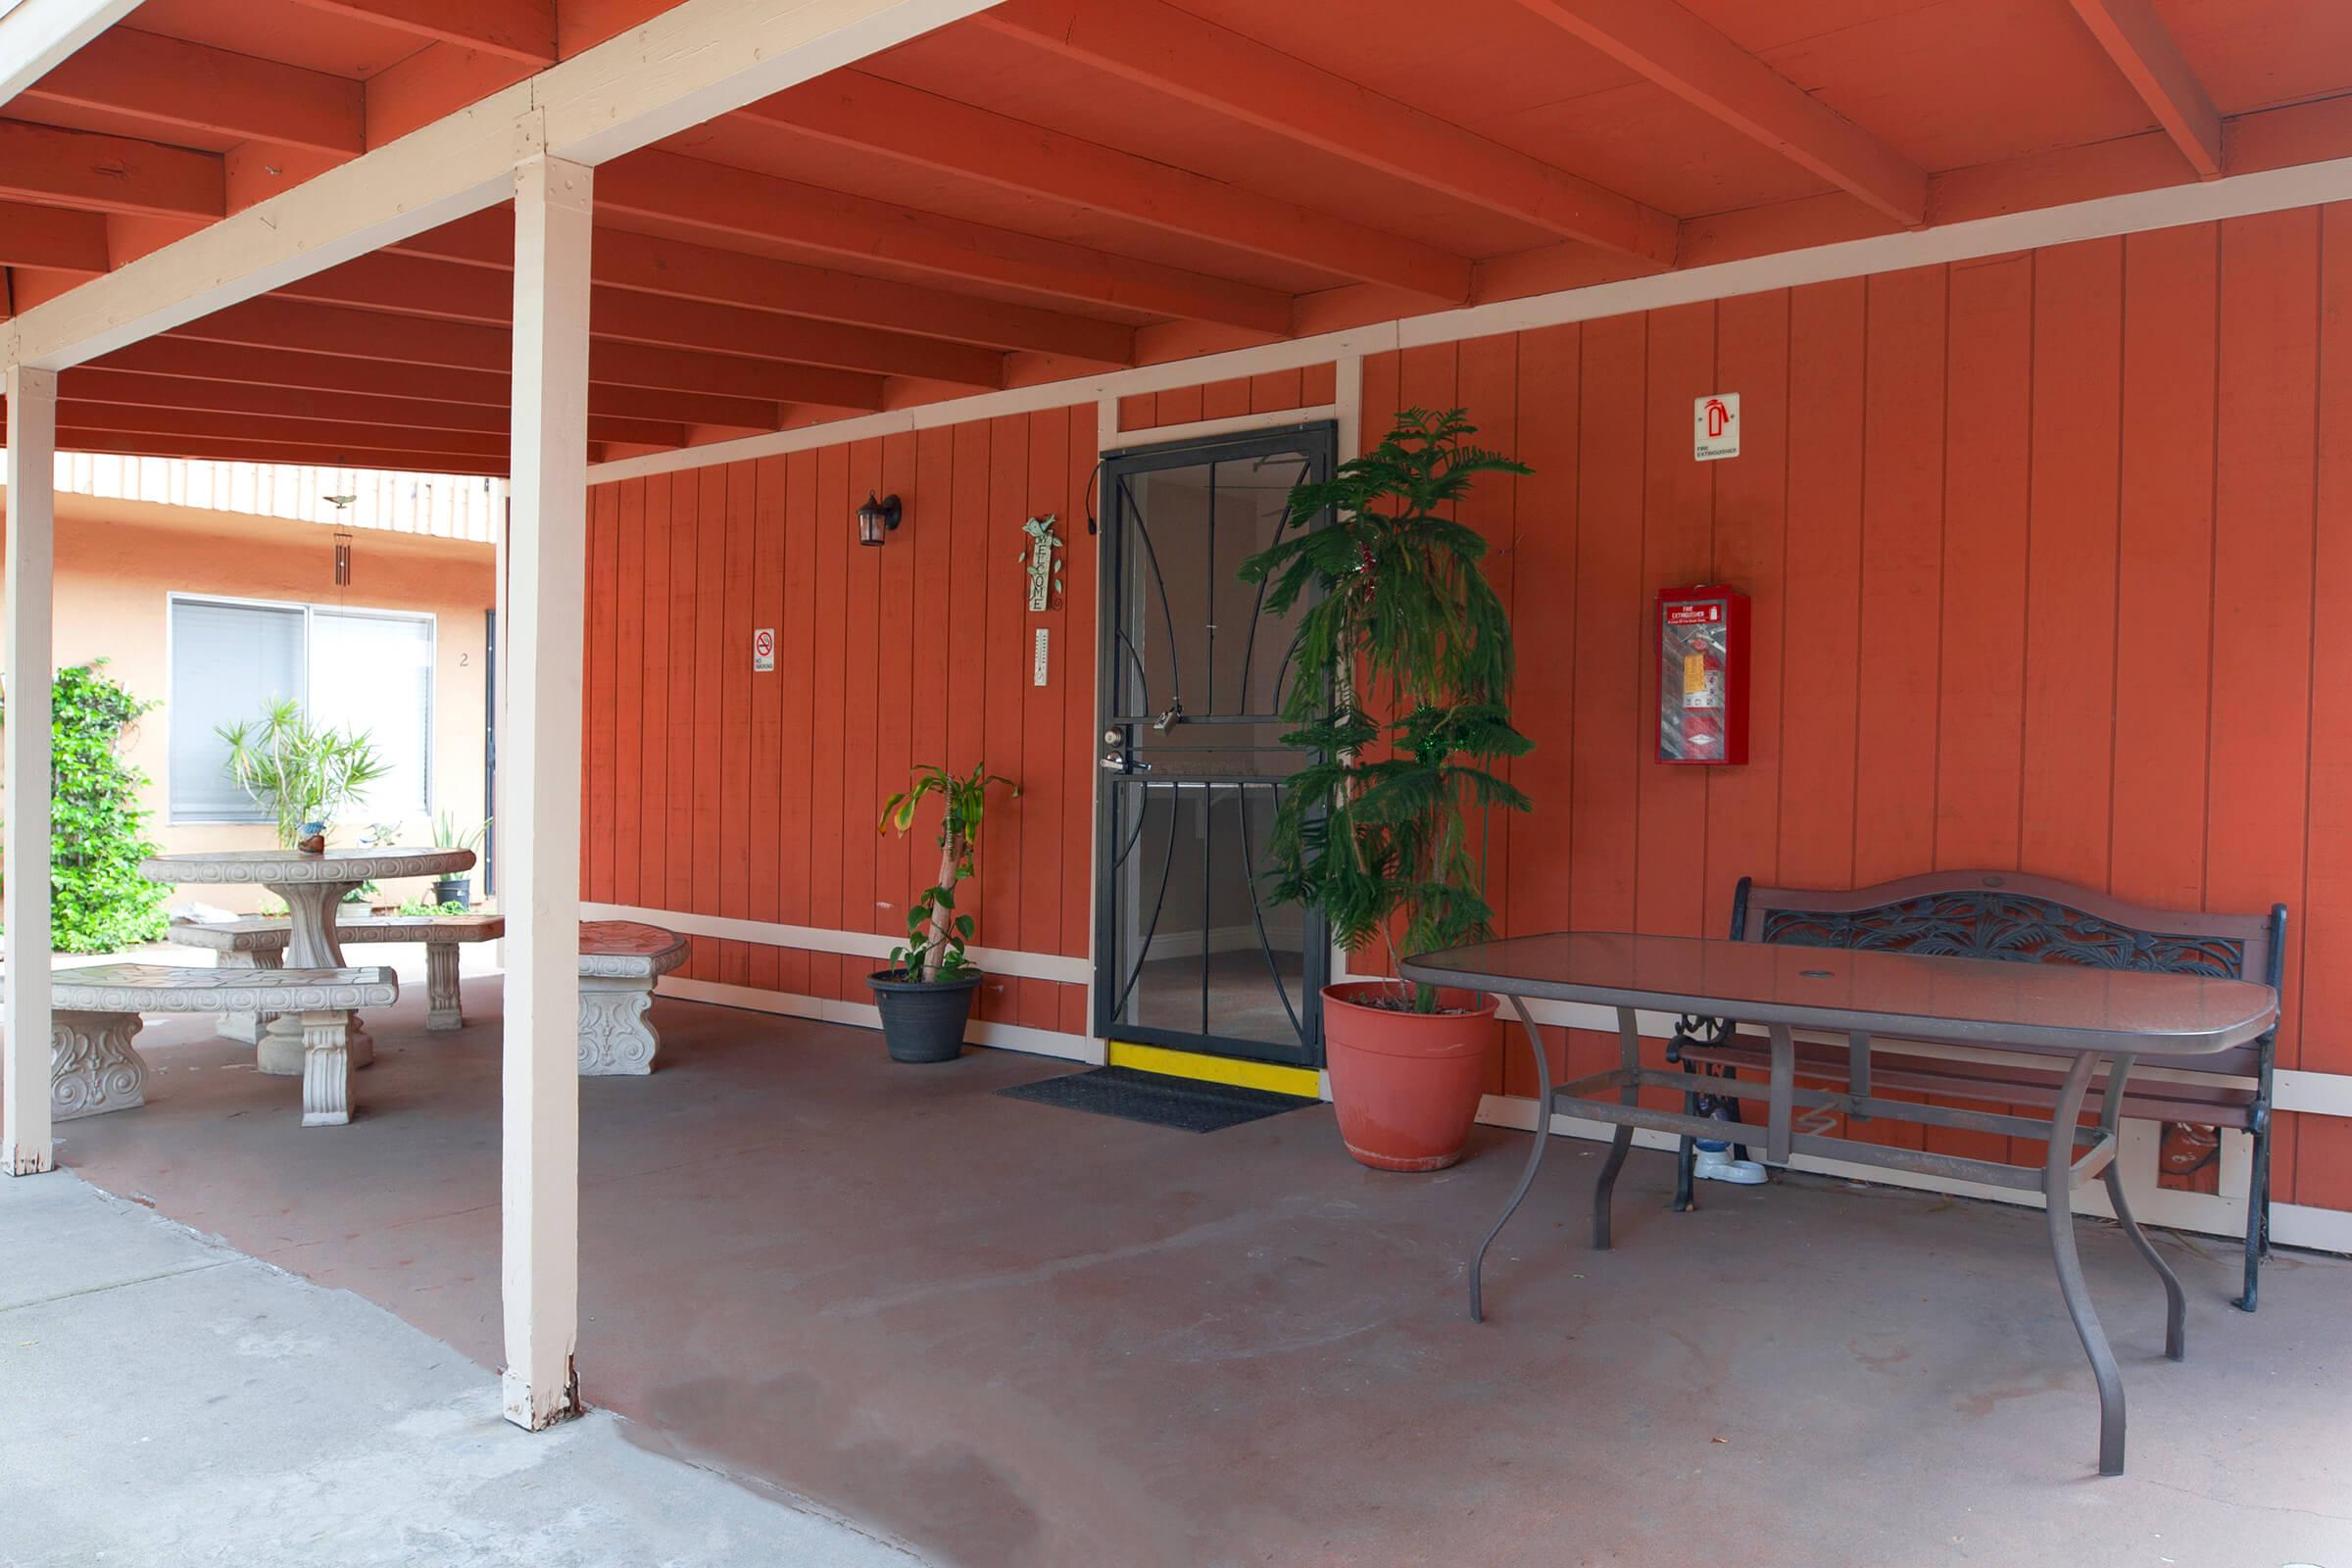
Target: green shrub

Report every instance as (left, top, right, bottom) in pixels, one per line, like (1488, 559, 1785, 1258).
(0, 662, 172, 954)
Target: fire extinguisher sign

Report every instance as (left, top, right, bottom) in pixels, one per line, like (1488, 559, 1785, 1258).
(1693, 393, 1740, 462)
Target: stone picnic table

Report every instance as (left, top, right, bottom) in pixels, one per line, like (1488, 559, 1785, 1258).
(139, 847, 474, 1076)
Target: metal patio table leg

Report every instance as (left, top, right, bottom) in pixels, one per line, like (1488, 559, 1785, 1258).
(2094, 1052, 2187, 1361)
(1590, 1006, 1640, 1250)
(2043, 1050, 2129, 1476)
(1469, 993, 1552, 1322)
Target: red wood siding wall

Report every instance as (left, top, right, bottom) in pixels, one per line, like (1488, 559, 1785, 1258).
(580, 405, 1099, 1035)
(1360, 205, 2349, 1212)
(581, 205, 2352, 1213)
(1116, 363, 1338, 433)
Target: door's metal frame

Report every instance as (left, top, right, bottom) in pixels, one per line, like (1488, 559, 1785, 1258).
(1092, 420, 1337, 1066)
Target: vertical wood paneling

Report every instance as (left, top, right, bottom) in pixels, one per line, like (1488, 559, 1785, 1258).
(1566, 315, 1644, 1082)
(2211, 209, 2320, 1079)
(1568, 315, 1644, 940)
(584, 482, 616, 900)
(2212, 208, 2322, 1199)
(1019, 409, 1071, 1028)
(1201, 376, 1249, 420)
(748, 456, 785, 994)
(719, 464, 756, 987)
(691, 466, 727, 978)
(612, 477, 644, 909)
(978, 416, 1030, 1021)
(2300, 200, 2352, 1205)
(2022, 239, 2126, 889)
(1778, 278, 1867, 894)
(1501, 322, 1578, 1098)
(1934, 256, 2032, 873)
(638, 472, 671, 913)
(1703, 291, 1788, 939)
(1852, 266, 1947, 890)
(875, 431, 919, 955)
(840, 438, 885, 955)
(577, 228, 2352, 1212)
(808, 444, 850, 998)
(2112, 224, 2217, 912)
(1633, 303, 1714, 941)
(776, 451, 818, 997)
(663, 470, 697, 921)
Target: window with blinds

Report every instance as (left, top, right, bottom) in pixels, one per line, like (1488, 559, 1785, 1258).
(168, 595, 435, 823)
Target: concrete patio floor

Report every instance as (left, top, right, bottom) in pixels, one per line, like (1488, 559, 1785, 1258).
(0, 1170, 919, 1568)
(20, 976, 2352, 1567)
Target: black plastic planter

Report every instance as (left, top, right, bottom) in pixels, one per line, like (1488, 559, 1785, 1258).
(867, 968, 980, 1062)
(432, 876, 471, 907)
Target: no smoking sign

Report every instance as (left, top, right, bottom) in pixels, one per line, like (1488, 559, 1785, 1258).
(752, 627, 776, 672)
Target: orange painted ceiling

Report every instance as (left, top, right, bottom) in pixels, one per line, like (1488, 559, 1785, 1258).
(0, 0, 2347, 474)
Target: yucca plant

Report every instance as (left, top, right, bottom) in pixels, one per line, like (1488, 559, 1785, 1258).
(1240, 407, 1535, 1012)
(218, 699, 390, 849)
(878, 762, 1016, 982)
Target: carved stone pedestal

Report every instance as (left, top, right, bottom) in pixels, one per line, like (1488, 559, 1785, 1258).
(425, 945, 465, 1031)
(300, 1009, 354, 1127)
(577, 980, 658, 1075)
(51, 1010, 149, 1120)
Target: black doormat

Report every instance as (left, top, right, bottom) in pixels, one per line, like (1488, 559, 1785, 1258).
(996, 1065, 1315, 1133)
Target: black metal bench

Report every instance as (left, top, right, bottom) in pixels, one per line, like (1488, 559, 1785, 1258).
(1670, 870, 2286, 1310)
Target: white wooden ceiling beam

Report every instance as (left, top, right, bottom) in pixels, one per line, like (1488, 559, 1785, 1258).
(4, 0, 1005, 372)
(0, 0, 140, 110)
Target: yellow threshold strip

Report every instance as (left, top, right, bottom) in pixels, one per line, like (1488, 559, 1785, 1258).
(1105, 1040, 1321, 1100)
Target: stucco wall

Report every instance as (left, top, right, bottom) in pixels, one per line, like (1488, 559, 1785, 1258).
(27, 489, 496, 914)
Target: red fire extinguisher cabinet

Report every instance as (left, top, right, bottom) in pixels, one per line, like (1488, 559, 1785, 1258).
(1655, 584, 1749, 765)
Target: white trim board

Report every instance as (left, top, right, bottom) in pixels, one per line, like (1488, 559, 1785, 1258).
(581, 900, 1091, 985)
(662, 973, 1102, 1063)
(583, 153, 2352, 486)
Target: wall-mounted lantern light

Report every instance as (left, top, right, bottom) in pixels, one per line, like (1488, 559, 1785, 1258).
(857, 492, 903, 547)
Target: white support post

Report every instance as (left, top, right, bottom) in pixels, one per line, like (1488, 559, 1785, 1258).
(4, 365, 56, 1176)
(499, 154, 591, 1431)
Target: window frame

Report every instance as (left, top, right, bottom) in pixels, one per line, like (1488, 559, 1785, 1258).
(165, 590, 439, 827)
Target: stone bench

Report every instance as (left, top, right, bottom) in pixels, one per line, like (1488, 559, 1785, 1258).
(578, 921, 690, 1076)
(171, 913, 505, 1040)
(7, 963, 398, 1128)
(169, 914, 687, 1077)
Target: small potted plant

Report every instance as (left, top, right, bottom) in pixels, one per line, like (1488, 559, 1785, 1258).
(869, 762, 1015, 1063)
(219, 699, 390, 852)
(1240, 408, 1534, 1171)
(429, 810, 489, 906)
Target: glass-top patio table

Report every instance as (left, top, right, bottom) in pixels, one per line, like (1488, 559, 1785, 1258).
(1399, 932, 2279, 1477)
(140, 848, 474, 1075)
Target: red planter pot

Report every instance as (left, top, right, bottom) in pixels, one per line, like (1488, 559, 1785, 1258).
(1321, 981, 1498, 1172)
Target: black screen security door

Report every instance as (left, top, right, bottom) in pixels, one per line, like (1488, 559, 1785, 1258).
(1093, 422, 1335, 1067)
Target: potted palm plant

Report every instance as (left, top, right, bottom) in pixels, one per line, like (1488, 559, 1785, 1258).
(870, 762, 1016, 1063)
(219, 700, 390, 852)
(429, 809, 489, 905)
(1240, 408, 1534, 1171)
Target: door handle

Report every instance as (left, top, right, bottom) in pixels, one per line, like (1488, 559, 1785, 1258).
(1100, 754, 1152, 772)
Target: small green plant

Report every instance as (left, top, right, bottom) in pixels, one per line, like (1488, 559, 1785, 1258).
(396, 896, 470, 916)
(0, 662, 172, 953)
(1239, 408, 1535, 1012)
(878, 762, 1015, 981)
(430, 809, 489, 853)
(218, 699, 390, 849)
